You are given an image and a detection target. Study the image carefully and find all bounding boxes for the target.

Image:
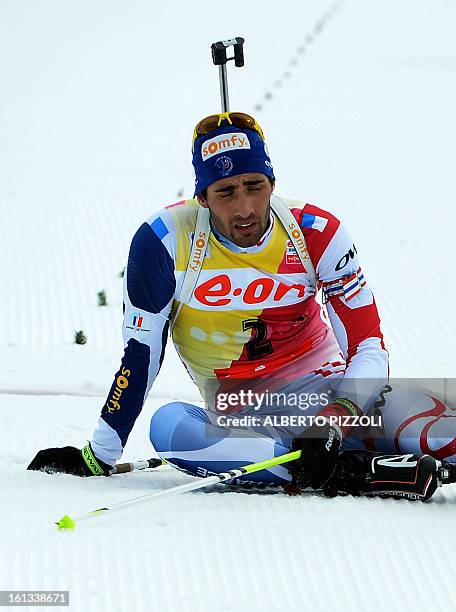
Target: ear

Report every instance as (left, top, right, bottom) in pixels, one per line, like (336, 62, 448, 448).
(197, 195, 209, 208)
(270, 180, 275, 193)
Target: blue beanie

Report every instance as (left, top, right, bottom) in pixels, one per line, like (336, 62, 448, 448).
(192, 123, 275, 196)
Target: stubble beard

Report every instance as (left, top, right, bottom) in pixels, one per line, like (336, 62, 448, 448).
(211, 205, 271, 248)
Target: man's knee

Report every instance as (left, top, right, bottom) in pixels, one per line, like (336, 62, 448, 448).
(150, 401, 207, 452)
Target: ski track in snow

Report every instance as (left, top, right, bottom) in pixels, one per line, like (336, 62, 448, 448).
(1, 0, 456, 610)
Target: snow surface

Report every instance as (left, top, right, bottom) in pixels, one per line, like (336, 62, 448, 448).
(1, 0, 456, 610)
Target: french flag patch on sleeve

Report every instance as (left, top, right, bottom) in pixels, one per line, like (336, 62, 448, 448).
(150, 217, 169, 240)
(300, 213, 328, 233)
(323, 267, 366, 302)
(342, 269, 366, 301)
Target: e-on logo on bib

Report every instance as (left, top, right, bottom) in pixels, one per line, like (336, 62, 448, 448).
(193, 273, 306, 308)
(202, 133, 251, 160)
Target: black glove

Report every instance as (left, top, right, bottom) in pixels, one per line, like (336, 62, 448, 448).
(27, 443, 112, 477)
(288, 420, 342, 490)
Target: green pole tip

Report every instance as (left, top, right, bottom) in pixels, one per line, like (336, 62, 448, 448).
(57, 514, 75, 530)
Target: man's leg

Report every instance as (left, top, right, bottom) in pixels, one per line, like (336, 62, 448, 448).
(149, 399, 454, 500)
(349, 384, 456, 462)
(150, 401, 292, 484)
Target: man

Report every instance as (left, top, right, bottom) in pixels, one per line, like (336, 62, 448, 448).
(28, 112, 456, 496)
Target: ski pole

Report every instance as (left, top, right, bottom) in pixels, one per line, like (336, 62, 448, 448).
(109, 457, 165, 475)
(211, 37, 244, 112)
(56, 450, 301, 529)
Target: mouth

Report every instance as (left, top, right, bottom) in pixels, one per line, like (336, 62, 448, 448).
(232, 221, 257, 235)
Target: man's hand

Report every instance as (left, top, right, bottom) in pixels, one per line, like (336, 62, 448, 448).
(287, 398, 361, 490)
(288, 420, 342, 490)
(27, 443, 112, 476)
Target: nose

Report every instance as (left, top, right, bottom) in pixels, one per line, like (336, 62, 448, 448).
(231, 191, 256, 220)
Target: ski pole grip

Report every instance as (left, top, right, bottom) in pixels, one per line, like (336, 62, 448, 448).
(211, 37, 245, 66)
(212, 41, 227, 65)
(234, 38, 244, 67)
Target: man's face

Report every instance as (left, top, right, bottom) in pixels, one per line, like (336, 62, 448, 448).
(197, 173, 274, 248)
